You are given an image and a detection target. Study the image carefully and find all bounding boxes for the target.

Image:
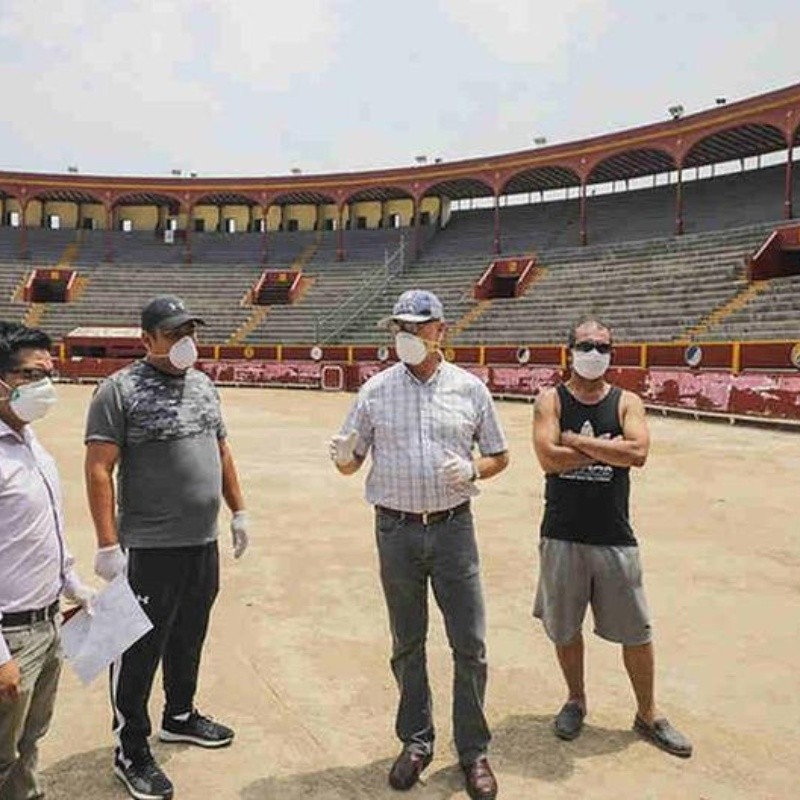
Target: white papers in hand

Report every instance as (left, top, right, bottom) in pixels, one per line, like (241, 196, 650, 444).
(61, 574, 153, 685)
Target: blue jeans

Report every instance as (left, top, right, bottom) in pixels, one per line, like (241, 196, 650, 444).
(375, 507, 489, 765)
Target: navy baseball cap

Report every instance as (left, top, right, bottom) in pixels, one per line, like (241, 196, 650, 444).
(378, 289, 444, 329)
(140, 295, 206, 332)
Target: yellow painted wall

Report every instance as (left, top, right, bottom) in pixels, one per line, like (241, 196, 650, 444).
(220, 204, 251, 231)
(193, 205, 219, 229)
(282, 204, 318, 231)
(25, 200, 43, 227)
(42, 201, 78, 228)
(316, 203, 350, 229)
(78, 203, 106, 229)
(351, 201, 381, 228)
(117, 206, 159, 230)
(421, 196, 440, 221)
(385, 199, 413, 226)
(266, 206, 282, 231)
(0, 195, 445, 232)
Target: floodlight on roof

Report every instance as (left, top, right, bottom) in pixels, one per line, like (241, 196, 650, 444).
(668, 105, 684, 120)
(67, 165, 79, 173)
(715, 97, 727, 106)
(533, 136, 547, 146)
(415, 155, 427, 165)
(290, 167, 302, 175)
(170, 168, 182, 176)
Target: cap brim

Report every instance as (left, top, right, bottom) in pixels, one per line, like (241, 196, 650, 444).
(159, 312, 206, 330)
(377, 313, 440, 329)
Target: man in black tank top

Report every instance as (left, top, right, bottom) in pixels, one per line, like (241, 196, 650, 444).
(531, 317, 692, 758)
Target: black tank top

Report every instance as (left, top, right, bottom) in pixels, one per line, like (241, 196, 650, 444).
(541, 384, 637, 546)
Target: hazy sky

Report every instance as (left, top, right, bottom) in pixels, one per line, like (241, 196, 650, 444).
(0, 0, 797, 178)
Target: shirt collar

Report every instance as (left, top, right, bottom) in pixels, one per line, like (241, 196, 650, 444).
(402, 355, 446, 387)
(0, 417, 28, 443)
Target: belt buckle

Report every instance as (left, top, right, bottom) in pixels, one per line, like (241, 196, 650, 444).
(421, 511, 430, 526)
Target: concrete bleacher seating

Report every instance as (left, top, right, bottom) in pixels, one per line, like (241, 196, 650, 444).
(333, 224, 779, 345)
(37, 262, 263, 343)
(0, 163, 798, 345)
(457, 226, 769, 345)
(0, 262, 29, 326)
(430, 163, 799, 258)
(702, 273, 800, 341)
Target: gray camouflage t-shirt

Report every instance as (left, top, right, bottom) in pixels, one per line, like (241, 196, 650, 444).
(85, 360, 227, 548)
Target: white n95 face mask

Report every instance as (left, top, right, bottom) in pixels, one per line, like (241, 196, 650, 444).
(5, 377, 58, 422)
(571, 350, 611, 381)
(168, 336, 198, 371)
(395, 332, 429, 366)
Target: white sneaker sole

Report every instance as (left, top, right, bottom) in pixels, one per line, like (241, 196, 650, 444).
(158, 729, 234, 748)
(113, 765, 174, 800)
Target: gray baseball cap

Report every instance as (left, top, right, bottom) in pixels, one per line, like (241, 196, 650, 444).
(378, 289, 444, 329)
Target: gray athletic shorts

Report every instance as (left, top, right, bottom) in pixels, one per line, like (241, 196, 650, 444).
(533, 538, 652, 646)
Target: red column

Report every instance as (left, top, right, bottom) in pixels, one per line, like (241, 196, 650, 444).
(261, 206, 269, 265)
(493, 193, 501, 255)
(104, 204, 114, 262)
(579, 182, 588, 246)
(412, 198, 421, 259)
(184, 205, 193, 265)
(784, 145, 794, 219)
(675, 166, 684, 235)
(20, 200, 29, 260)
(336, 204, 345, 261)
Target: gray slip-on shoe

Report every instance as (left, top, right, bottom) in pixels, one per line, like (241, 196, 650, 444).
(554, 702, 585, 740)
(633, 715, 693, 758)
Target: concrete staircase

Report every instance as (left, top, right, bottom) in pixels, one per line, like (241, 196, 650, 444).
(229, 306, 270, 344)
(685, 280, 771, 338)
(447, 300, 492, 341)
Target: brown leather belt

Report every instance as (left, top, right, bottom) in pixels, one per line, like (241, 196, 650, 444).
(376, 501, 470, 526)
(1, 600, 60, 628)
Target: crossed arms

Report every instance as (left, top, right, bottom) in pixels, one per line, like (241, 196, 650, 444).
(532, 388, 650, 474)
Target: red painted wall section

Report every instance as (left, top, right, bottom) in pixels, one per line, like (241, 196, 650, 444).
(183, 360, 800, 420)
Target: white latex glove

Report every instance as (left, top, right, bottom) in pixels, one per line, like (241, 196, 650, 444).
(94, 544, 127, 582)
(62, 573, 96, 616)
(231, 511, 249, 559)
(329, 431, 358, 465)
(440, 454, 477, 488)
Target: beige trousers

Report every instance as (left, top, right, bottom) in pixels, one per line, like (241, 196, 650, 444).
(0, 619, 61, 800)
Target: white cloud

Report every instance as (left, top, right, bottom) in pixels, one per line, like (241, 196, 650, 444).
(438, 0, 611, 66)
(0, 0, 341, 174)
(207, 0, 341, 89)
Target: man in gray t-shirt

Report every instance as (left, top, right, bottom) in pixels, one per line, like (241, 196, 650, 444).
(84, 295, 250, 800)
(86, 358, 227, 549)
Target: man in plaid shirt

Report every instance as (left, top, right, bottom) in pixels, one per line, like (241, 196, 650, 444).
(330, 290, 508, 800)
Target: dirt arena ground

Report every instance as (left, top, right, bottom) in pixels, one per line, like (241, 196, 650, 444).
(30, 384, 799, 799)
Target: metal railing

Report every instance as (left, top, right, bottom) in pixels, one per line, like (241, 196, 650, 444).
(314, 236, 405, 343)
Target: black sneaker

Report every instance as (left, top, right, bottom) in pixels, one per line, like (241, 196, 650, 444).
(113, 751, 173, 800)
(159, 709, 234, 748)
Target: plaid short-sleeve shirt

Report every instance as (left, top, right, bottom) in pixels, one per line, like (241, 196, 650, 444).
(341, 360, 507, 512)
